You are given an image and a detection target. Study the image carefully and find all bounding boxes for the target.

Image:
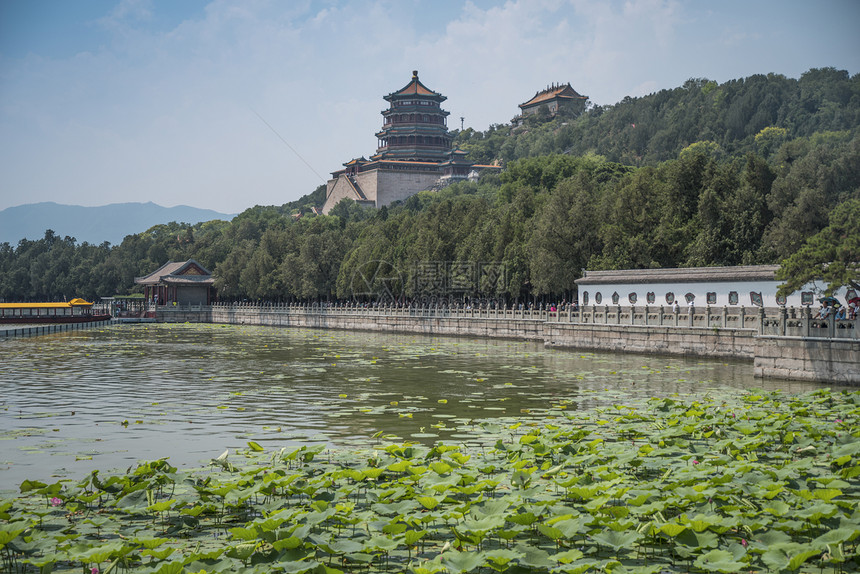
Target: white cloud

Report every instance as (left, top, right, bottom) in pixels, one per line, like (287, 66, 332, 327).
(1, 0, 858, 213)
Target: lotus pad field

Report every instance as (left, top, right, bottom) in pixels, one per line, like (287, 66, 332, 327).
(2, 388, 859, 574)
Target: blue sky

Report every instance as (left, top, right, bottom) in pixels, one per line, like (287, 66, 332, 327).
(1, 0, 858, 214)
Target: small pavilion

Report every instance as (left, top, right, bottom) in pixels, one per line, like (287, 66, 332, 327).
(518, 83, 588, 118)
(135, 260, 215, 305)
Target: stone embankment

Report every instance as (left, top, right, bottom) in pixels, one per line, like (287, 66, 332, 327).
(156, 303, 859, 385)
(0, 319, 113, 339)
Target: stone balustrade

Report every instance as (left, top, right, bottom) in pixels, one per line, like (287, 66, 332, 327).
(159, 301, 858, 340)
(153, 302, 859, 385)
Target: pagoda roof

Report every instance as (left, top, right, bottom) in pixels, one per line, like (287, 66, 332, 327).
(520, 83, 587, 109)
(385, 71, 446, 101)
(439, 148, 471, 166)
(375, 127, 451, 137)
(135, 259, 214, 286)
(334, 158, 446, 175)
(381, 159, 445, 166)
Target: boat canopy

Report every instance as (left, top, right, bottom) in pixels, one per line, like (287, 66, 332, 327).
(0, 299, 93, 309)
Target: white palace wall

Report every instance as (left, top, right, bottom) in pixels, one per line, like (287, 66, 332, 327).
(580, 280, 852, 308)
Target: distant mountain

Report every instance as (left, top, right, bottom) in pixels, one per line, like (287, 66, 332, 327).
(0, 202, 236, 246)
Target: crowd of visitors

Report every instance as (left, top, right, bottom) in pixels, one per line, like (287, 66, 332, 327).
(816, 296, 859, 321)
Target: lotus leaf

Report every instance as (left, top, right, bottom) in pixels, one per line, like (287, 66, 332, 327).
(761, 542, 821, 571)
(514, 543, 554, 569)
(441, 549, 487, 572)
(591, 529, 641, 552)
(693, 549, 748, 573)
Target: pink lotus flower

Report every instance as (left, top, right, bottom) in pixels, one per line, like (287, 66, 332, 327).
(50, 497, 62, 507)
(91, 568, 99, 574)
(741, 538, 748, 547)
(692, 459, 699, 465)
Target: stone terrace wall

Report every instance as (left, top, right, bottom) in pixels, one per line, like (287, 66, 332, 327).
(207, 306, 546, 341)
(203, 306, 755, 359)
(154, 304, 859, 385)
(544, 323, 756, 360)
(755, 336, 860, 385)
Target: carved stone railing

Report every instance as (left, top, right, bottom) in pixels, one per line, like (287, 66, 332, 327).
(156, 302, 859, 340)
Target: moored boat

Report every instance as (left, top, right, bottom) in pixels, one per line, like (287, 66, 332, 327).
(0, 298, 112, 324)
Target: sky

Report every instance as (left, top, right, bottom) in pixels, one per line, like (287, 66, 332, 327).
(1, 0, 858, 214)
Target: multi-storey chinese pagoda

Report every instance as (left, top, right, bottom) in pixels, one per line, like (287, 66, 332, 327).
(374, 71, 454, 162)
(322, 71, 499, 214)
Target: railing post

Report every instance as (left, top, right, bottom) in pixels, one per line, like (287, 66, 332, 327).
(803, 306, 811, 337)
(739, 306, 746, 330)
(758, 306, 766, 335)
(827, 314, 835, 338)
(779, 306, 787, 336)
(673, 306, 679, 327)
(722, 306, 728, 329)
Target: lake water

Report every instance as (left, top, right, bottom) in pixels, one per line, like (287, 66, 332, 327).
(0, 322, 829, 490)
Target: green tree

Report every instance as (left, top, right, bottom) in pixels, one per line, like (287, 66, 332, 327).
(528, 173, 598, 294)
(776, 198, 860, 295)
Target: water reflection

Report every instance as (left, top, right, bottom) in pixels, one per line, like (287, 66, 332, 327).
(0, 323, 833, 488)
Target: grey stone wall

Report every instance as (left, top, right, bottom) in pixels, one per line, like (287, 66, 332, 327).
(177, 286, 208, 306)
(203, 307, 752, 359)
(207, 306, 545, 341)
(322, 169, 440, 214)
(154, 305, 858, 385)
(355, 171, 379, 203)
(376, 170, 441, 206)
(544, 323, 756, 359)
(322, 176, 360, 214)
(754, 336, 860, 385)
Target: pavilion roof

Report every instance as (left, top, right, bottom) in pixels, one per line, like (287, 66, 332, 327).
(134, 259, 214, 286)
(385, 71, 446, 101)
(520, 83, 587, 109)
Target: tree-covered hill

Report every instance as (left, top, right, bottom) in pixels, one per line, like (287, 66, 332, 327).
(457, 67, 859, 166)
(1, 69, 857, 303)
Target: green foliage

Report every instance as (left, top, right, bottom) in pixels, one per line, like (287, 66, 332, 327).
(776, 198, 860, 295)
(1, 69, 858, 302)
(2, 388, 859, 573)
(461, 68, 859, 167)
